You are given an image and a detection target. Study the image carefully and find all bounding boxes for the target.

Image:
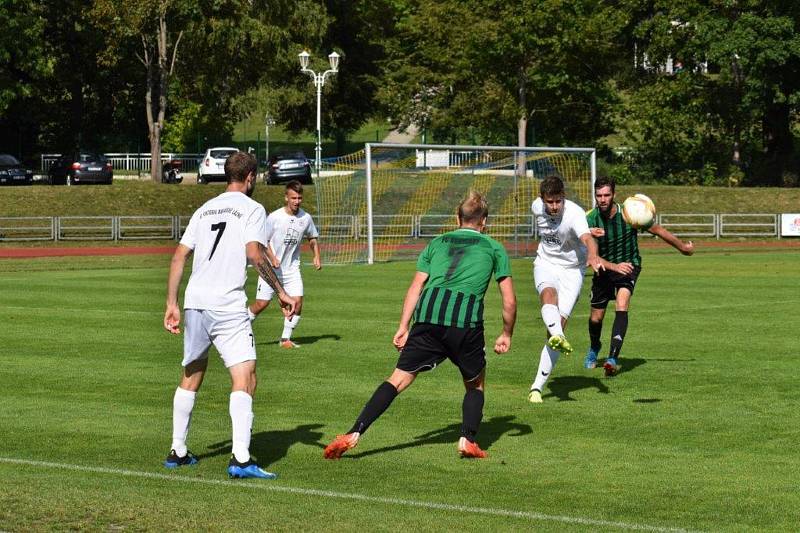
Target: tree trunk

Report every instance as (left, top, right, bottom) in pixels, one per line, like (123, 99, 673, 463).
(516, 66, 527, 178)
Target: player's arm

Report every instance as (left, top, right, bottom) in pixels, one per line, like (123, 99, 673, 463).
(309, 237, 322, 270)
(647, 224, 694, 256)
(246, 241, 296, 317)
(164, 243, 192, 334)
(393, 271, 428, 351)
(494, 276, 516, 354)
(579, 232, 605, 273)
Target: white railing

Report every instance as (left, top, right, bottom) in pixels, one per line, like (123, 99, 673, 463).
(0, 213, 792, 243)
(41, 153, 203, 173)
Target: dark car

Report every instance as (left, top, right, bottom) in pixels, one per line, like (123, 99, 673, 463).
(0, 154, 34, 185)
(48, 152, 113, 185)
(266, 152, 313, 185)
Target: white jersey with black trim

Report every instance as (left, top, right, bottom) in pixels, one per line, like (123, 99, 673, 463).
(180, 191, 267, 311)
(532, 197, 589, 269)
(265, 207, 319, 271)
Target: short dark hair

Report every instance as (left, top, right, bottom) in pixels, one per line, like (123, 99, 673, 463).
(285, 180, 303, 194)
(540, 175, 565, 198)
(224, 151, 256, 183)
(594, 176, 615, 193)
(457, 190, 489, 224)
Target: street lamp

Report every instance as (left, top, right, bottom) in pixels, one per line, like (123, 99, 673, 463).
(264, 114, 276, 163)
(298, 50, 341, 174)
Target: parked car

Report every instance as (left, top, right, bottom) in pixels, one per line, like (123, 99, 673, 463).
(266, 152, 313, 185)
(48, 152, 113, 185)
(0, 154, 34, 185)
(198, 147, 239, 184)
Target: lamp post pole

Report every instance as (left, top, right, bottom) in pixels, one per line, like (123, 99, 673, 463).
(264, 114, 275, 163)
(298, 50, 341, 175)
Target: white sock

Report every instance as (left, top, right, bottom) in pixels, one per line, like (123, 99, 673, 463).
(229, 391, 253, 463)
(531, 344, 560, 392)
(541, 304, 563, 337)
(281, 314, 301, 340)
(171, 387, 196, 457)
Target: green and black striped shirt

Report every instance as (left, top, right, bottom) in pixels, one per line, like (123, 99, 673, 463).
(413, 228, 511, 328)
(586, 204, 642, 266)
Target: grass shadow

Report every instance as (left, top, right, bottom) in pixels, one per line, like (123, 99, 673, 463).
(599, 356, 648, 376)
(546, 376, 611, 401)
(256, 333, 342, 347)
(345, 415, 532, 459)
(199, 423, 326, 466)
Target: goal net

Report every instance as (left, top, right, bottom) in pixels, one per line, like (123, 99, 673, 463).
(313, 143, 595, 264)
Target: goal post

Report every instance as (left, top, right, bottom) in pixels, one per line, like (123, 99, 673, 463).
(313, 143, 596, 265)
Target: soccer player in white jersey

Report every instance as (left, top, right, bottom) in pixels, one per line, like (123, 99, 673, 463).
(163, 152, 296, 479)
(528, 176, 605, 404)
(249, 179, 321, 349)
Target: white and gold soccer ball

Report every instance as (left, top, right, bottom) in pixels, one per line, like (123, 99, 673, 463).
(621, 193, 656, 229)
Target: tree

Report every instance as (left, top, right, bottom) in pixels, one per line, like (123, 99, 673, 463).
(92, 0, 191, 182)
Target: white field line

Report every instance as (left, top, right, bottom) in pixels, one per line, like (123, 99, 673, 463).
(0, 457, 696, 532)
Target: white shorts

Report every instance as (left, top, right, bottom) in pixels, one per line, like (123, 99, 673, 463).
(183, 309, 256, 368)
(533, 260, 585, 318)
(256, 267, 303, 300)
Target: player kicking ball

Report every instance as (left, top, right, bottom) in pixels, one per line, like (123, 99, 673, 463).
(528, 176, 606, 403)
(249, 180, 321, 348)
(323, 191, 516, 460)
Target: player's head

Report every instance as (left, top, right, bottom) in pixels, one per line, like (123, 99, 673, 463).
(540, 175, 565, 216)
(457, 190, 488, 231)
(594, 176, 616, 214)
(284, 180, 303, 214)
(225, 151, 258, 196)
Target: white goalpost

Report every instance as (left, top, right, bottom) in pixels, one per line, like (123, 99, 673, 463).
(313, 143, 596, 264)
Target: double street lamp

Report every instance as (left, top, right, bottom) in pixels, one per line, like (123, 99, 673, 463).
(298, 50, 341, 174)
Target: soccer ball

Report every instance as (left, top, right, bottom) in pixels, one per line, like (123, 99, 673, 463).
(621, 194, 656, 229)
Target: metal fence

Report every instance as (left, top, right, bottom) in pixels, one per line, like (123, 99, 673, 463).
(40, 153, 203, 173)
(0, 213, 790, 243)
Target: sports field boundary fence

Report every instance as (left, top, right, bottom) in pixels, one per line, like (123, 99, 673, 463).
(0, 213, 788, 243)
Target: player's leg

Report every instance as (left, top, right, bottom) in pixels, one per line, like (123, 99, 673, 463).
(604, 287, 632, 377)
(166, 309, 211, 468)
(324, 324, 443, 459)
(213, 310, 276, 479)
(250, 276, 274, 320)
(586, 272, 612, 369)
(279, 269, 304, 348)
(534, 262, 572, 353)
(448, 327, 488, 458)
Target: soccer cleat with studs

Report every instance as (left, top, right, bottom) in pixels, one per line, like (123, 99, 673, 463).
(227, 457, 278, 479)
(457, 437, 487, 459)
(323, 432, 360, 459)
(547, 334, 573, 355)
(164, 449, 198, 468)
(584, 345, 600, 369)
(528, 389, 543, 404)
(604, 357, 619, 377)
(279, 339, 301, 349)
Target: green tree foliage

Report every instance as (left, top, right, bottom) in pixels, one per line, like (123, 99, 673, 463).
(0, 0, 50, 115)
(628, 1, 800, 185)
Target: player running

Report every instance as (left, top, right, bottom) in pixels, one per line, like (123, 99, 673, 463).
(249, 180, 321, 349)
(584, 177, 694, 376)
(528, 176, 605, 404)
(163, 151, 296, 479)
(323, 191, 516, 459)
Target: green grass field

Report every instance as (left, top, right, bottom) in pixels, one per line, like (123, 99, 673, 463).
(1, 247, 798, 531)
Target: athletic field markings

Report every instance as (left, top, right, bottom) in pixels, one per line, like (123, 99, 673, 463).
(0, 457, 697, 532)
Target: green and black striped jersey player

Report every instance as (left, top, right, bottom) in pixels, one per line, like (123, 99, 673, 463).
(322, 191, 516, 461)
(584, 177, 694, 376)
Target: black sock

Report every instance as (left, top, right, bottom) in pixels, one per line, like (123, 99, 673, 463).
(589, 316, 603, 350)
(348, 381, 398, 435)
(461, 389, 484, 442)
(609, 311, 629, 358)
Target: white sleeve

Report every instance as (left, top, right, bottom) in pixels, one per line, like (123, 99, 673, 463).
(264, 212, 277, 242)
(244, 205, 268, 246)
(179, 212, 199, 250)
(571, 204, 590, 238)
(305, 216, 319, 239)
(531, 198, 543, 216)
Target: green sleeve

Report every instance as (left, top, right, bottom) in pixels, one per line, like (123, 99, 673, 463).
(493, 241, 512, 281)
(586, 208, 599, 227)
(416, 241, 433, 273)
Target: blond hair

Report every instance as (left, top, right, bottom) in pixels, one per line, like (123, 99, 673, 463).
(457, 190, 489, 225)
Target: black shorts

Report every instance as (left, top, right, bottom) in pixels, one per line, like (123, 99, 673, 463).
(589, 266, 642, 309)
(396, 323, 486, 381)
